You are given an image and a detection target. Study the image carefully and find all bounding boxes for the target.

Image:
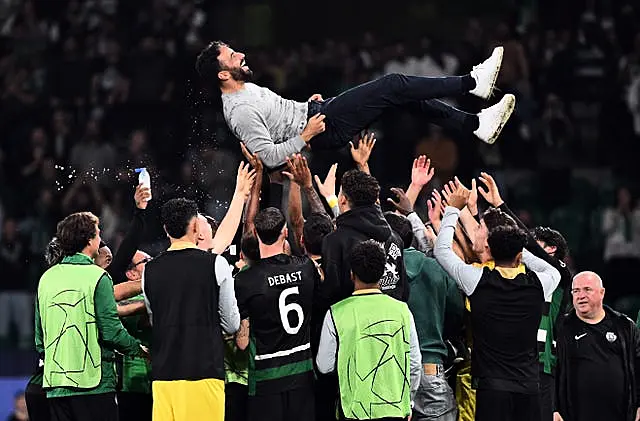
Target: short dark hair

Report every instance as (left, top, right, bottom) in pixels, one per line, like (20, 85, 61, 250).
(203, 214, 219, 236)
(161, 198, 199, 239)
(533, 226, 569, 260)
(56, 212, 99, 256)
(45, 237, 64, 267)
(195, 41, 227, 81)
(487, 225, 527, 264)
(340, 170, 380, 207)
(481, 207, 516, 231)
(350, 239, 386, 285)
(303, 213, 334, 256)
(384, 212, 414, 249)
(240, 231, 260, 263)
(254, 207, 286, 245)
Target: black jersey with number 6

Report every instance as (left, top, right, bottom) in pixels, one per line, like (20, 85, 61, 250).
(235, 254, 318, 396)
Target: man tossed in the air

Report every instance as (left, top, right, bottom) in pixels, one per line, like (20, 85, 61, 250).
(196, 41, 515, 169)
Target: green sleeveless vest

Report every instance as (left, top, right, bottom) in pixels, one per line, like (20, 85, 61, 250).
(332, 293, 412, 420)
(38, 261, 104, 389)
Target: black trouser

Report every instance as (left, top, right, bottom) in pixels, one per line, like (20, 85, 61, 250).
(308, 73, 478, 150)
(117, 392, 152, 421)
(25, 382, 50, 421)
(248, 387, 315, 421)
(49, 393, 118, 421)
(315, 373, 339, 421)
(225, 383, 248, 421)
(475, 389, 541, 421)
(539, 372, 555, 421)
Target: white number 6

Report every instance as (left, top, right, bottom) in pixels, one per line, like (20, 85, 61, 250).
(279, 287, 304, 335)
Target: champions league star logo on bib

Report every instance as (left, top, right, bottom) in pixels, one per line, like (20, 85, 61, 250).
(606, 332, 617, 343)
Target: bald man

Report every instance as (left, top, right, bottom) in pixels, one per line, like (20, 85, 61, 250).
(554, 271, 640, 421)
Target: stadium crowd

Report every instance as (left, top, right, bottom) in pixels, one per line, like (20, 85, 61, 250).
(1, 0, 640, 421)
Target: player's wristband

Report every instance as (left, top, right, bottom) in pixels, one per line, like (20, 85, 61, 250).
(326, 195, 338, 209)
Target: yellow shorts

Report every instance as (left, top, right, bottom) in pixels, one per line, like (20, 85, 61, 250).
(455, 363, 476, 421)
(152, 378, 224, 421)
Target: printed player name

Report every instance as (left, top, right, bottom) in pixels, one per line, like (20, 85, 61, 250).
(268, 271, 303, 287)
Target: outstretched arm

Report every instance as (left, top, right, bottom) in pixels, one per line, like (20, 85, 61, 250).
(240, 145, 264, 234)
(211, 162, 256, 254)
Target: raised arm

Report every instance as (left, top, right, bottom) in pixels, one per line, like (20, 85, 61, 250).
(314, 163, 339, 218)
(521, 249, 561, 301)
(211, 162, 256, 254)
(387, 187, 430, 252)
(283, 154, 328, 217)
(229, 105, 307, 169)
(288, 182, 305, 253)
(240, 144, 263, 234)
(434, 183, 484, 295)
(406, 155, 434, 207)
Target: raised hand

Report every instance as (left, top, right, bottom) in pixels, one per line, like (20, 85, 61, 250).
(411, 155, 435, 188)
(350, 132, 376, 168)
(314, 163, 338, 199)
(387, 187, 414, 216)
(454, 177, 478, 215)
(308, 94, 324, 101)
(240, 142, 263, 173)
(427, 190, 444, 226)
(477, 171, 504, 207)
(283, 154, 313, 188)
(447, 182, 471, 210)
(235, 161, 257, 199)
(134, 184, 152, 210)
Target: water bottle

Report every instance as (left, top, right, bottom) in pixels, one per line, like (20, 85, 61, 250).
(135, 168, 152, 201)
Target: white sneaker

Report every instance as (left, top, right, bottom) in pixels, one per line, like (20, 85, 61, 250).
(474, 94, 516, 144)
(469, 46, 504, 99)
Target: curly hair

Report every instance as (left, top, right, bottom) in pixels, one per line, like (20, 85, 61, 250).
(254, 207, 286, 245)
(45, 237, 64, 267)
(487, 225, 528, 264)
(56, 212, 99, 256)
(340, 170, 380, 208)
(303, 213, 334, 256)
(533, 226, 569, 260)
(195, 41, 227, 81)
(350, 239, 386, 285)
(161, 198, 199, 239)
(481, 207, 517, 231)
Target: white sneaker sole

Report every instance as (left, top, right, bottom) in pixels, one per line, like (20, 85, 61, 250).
(472, 46, 504, 99)
(484, 94, 515, 144)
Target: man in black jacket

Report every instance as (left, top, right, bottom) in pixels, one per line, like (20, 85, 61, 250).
(554, 271, 640, 421)
(321, 169, 409, 306)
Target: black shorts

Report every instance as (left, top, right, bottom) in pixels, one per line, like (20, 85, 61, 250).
(49, 393, 118, 421)
(475, 389, 541, 421)
(248, 387, 315, 421)
(25, 382, 50, 421)
(225, 383, 248, 421)
(117, 392, 152, 421)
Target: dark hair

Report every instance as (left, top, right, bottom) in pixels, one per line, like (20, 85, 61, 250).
(487, 225, 527, 264)
(481, 207, 516, 231)
(203, 214, 219, 236)
(56, 212, 99, 256)
(340, 170, 380, 207)
(254, 207, 286, 245)
(350, 239, 386, 285)
(240, 231, 260, 263)
(99, 241, 107, 249)
(303, 213, 334, 255)
(384, 212, 414, 249)
(195, 41, 227, 81)
(533, 226, 569, 260)
(45, 237, 64, 267)
(161, 198, 199, 239)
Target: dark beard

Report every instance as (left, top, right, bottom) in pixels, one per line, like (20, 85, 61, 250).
(229, 67, 253, 82)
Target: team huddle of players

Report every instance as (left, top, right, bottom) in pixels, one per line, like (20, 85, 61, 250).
(28, 130, 598, 421)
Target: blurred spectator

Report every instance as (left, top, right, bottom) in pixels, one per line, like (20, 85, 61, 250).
(602, 186, 640, 302)
(5, 391, 28, 421)
(0, 218, 31, 349)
